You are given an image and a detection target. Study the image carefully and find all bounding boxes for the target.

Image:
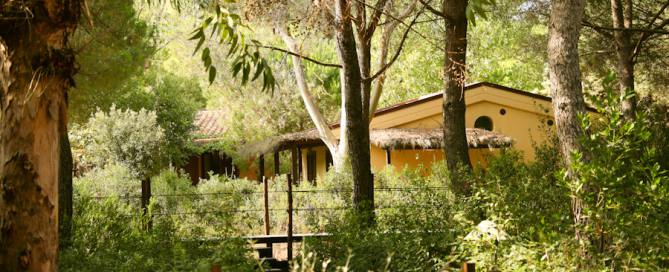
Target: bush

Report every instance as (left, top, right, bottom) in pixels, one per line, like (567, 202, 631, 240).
(569, 86, 669, 268)
(71, 106, 167, 180)
(59, 196, 258, 272)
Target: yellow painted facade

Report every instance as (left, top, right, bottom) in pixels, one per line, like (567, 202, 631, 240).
(294, 83, 558, 182)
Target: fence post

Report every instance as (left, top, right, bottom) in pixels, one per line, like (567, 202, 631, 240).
(286, 174, 294, 261)
(263, 176, 270, 236)
(141, 178, 152, 229)
(462, 262, 475, 272)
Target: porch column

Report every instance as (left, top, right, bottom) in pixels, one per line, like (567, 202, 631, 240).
(291, 146, 298, 185)
(385, 149, 392, 165)
(257, 154, 265, 183)
(273, 151, 280, 177)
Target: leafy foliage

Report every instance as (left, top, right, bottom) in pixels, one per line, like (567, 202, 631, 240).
(190, 3, 275, 89)
(59, 195, 258, 272)
(567, 80, 669, 268)
(71, 107, 167, 180)
(116, 71, 206, 165)
(70, 0, 157, 123)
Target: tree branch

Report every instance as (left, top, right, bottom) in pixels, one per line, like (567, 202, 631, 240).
(364, 9, 422, 82)
(351, 0, 443, 51)
(255, 44, 342, 68)
(417, 0, 445, 19)
(365, 0, 390, 40)
(582, 19, 613, 38)
(632, 1, 669, 60)
(582, 20, 669, 35)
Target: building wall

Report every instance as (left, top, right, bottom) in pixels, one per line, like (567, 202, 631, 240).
(297, 85, 558, 181)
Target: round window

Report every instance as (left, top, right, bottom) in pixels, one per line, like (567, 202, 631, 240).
(474, 116, 493, 131)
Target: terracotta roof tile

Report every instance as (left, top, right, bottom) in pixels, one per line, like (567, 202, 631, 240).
(193, 110, 226, 139)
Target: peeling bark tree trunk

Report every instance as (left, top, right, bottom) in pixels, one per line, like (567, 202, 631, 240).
(278, 27, 343, 166)
(548, 0, 591, 256)
(442, 0, 472, 195)
(0, 1, 81, 270)
(335, 0, 374, 220)
(611, 0, 636, 117)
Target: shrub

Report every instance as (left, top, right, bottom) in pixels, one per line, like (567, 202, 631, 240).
(569, 85, 669, 268)
(71, 106, 167, 180)
(59, 196, 258, 272)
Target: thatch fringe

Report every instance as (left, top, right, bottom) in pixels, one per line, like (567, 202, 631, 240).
(239, 128, 512, 158)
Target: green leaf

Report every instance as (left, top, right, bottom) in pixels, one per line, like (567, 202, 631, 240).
(208, 66, 217, 84)
(241, 62, 250, 84)
(231, 61, 243, 77)
(252, 61, 264, 81)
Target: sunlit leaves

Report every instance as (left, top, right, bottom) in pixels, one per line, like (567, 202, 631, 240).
(466, 0, 496, 26)
(189, 4, 275, 91)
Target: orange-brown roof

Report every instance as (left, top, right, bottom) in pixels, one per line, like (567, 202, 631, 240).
(193, 110, 226, 141)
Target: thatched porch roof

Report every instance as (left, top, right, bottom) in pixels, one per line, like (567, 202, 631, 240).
(240, 128, 513, 158)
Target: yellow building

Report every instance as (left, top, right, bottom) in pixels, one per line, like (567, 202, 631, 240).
(244, 82, 573, 183)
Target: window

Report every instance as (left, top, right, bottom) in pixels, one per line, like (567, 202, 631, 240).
(306, 150, 317, 183)
(474, 116, 493, 131)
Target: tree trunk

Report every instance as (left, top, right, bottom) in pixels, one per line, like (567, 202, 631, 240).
(278, 27, 347, 168)
(547, 0, 590, 255)
(334, 0, 374, 220)
(368, 1, 417, 121)
(611, 0, 636, 117)
(0, 2, 80, 270)
(59, 125, 73, 249)
(442, 0, 472, 195)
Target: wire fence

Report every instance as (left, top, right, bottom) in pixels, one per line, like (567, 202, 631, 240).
(77, 186, 451, 200)
(74, 185, 451, 233)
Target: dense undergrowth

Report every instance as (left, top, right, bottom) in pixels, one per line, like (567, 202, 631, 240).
(62, 92, 669, 271)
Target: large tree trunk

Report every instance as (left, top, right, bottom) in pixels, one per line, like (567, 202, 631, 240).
(547, 0, 590, 256)
(442, 0, 472, 194)
(0, 1, 80, 270)
(334, 0, 374, 220)
(611, 0, 636, 117)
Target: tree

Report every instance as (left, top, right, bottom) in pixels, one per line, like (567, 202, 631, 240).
(69, 0, 157, 123)
(237, 0, 420, 218)
(0, 1, 81, 270)
(71, 107, 167, 214)
(581, 0, 669, 117)
(441, 0, 473, 192)
(547, 0, 591, 257)
(418, 0, 493, 194)
(116, 71, 206, 166)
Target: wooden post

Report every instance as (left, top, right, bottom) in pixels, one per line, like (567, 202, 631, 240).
(197, 155, 203, 181)
(297, 147, 302, 181)
(286, 174, 294, 261)
(462, 262, 475, 272)
(141, 178, 151, 214)
(257, 154, 265, 184)
(385, 149, 391, 165)
(273, 151, 280, 177)
(291, 147, 298, 185)
(141, 178, 152, 229)
(263, 176, 270, 235)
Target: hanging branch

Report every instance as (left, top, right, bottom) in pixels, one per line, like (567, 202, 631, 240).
(254, 45, 342, 68)
(364, 9, 423, 82)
